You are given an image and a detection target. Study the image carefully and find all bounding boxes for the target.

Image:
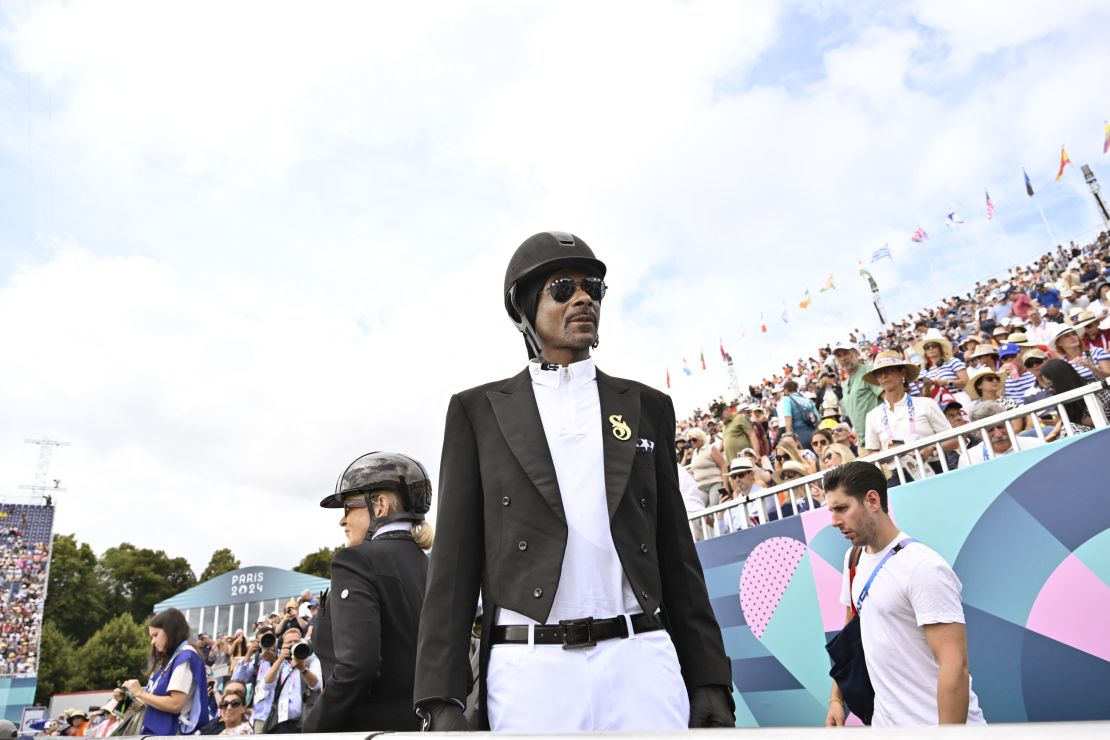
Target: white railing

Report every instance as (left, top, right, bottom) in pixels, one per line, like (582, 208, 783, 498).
(688, 380, 1110, 540)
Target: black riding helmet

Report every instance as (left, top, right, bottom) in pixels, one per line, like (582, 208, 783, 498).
(504, 231, 607, 359)
(319, 452, 432, 540)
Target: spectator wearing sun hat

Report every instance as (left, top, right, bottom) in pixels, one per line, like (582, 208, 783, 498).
(967, 343, 1000, 372)
(915, 328, 969, 393)
(862, 351, 955, 481)
(1050, 319, 1110, 381)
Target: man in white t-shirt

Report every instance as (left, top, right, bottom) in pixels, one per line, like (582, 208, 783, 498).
(823, 462, 985, 727)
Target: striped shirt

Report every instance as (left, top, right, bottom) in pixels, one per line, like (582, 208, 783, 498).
(922, 356, 967, 383)
(1004, 370, 1037, 401)
(1068, 347, 1110, 381)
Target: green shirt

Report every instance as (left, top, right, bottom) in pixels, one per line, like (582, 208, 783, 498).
(722, 414, 756, 465)
(842, 364, 882, 440)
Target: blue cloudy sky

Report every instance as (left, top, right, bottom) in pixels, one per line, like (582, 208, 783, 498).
(1, 0, 1108, 571)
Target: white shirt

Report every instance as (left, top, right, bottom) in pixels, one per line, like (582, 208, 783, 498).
(958, 435, 1044, 467)
(864, 393, 951, 451)
(840, 533, 985, 726)
(498, 358, 639, 626)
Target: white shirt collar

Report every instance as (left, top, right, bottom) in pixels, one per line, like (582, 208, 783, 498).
(372, 521, 413, 539)
(528, 357, 597, 389)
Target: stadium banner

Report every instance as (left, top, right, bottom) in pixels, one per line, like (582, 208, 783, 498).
(0, 502, 54, 723)
(695, 427, 1110, 727)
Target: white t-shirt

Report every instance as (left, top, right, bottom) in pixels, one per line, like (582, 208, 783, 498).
(839, 533, 985, 726)
(166, 647, 201, 732)
(864, 394, 951, 452)
(958, 435, 1044, 467)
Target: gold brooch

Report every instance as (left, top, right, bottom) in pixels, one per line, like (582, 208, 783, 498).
(609, 414, 632, 441)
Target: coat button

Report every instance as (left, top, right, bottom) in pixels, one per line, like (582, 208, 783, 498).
(640, 543, 649, 553)
(502, 496, 511, 506)
(640, 590, 648, 600)
(640, 498, 647, 508)
(533, 587, 543, 598)
(518, 540, 528, 551)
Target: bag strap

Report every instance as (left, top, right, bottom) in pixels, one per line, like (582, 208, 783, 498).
(848, 546, 862, 618)
(855, 538, 916, 614)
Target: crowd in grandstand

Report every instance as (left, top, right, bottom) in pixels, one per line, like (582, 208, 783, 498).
(679, 232, 1110, 534)
(0, 505, 52, 676)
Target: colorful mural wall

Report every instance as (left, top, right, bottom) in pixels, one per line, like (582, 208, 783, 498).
(695, 427, 1110, 727)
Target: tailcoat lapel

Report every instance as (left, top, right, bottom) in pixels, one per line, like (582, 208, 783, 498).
(596, 370, 641, 521)
(487, 370, 566, 520)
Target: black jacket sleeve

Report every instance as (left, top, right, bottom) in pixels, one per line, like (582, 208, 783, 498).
(653, 394, 733, 691)
(302, 547, 382, 733)
(413, 393, 485, 707)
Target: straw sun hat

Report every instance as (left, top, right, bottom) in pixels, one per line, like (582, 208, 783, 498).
(862, 351, 921, 385)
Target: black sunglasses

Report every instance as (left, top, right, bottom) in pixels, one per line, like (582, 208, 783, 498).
(343, 499, 369, 516)
(545, 276, 607, 303)
(219, 700, 243, 709)
(1025, 358, 1044, 368)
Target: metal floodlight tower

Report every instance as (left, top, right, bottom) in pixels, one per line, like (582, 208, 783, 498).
(1081, 165, 1110, 232)
(19, 438, 69, 500)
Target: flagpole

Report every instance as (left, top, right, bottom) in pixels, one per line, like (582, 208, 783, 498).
(1034, 200, 1058, 247)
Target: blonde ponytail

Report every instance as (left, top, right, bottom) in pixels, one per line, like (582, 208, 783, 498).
(412, 521, 435, 551)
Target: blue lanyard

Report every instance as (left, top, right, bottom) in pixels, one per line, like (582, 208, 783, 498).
(855, 538, 916, 613)
(881, 395, 916, 447)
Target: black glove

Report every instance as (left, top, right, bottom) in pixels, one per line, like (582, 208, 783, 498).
(418, 700, 470, 732)
(688, 684, 735, 728)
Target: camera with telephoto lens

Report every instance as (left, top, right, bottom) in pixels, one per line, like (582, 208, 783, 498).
(290, 641, 313, 661)
(259, 632, 277, 651)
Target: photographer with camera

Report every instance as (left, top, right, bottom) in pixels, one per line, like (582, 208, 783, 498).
(301, 452, 432, 733)
(257, 627, 320, 733)
(230, 628, 277, 731)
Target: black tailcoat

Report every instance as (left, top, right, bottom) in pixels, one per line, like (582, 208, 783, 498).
(413, 367, 731, 727)
(303, 532, 427, 733)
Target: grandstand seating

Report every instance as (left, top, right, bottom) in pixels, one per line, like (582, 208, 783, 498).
(0, 503, 54, 677)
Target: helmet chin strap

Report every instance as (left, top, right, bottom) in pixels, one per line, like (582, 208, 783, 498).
(362, 493, 422, 541)
(508, 284, 543, 360)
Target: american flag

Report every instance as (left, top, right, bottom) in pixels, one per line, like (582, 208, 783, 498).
(911, 227, 928, 242)
(985, 189, 995, 220)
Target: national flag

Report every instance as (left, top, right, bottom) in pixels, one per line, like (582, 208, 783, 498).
(985, 189, 995, 220)
(1104, 121, 1109, 155)
(871, 244, 892, 262)
(859, 267, 874, 279)
(1056, 145, 1072, 180)
(1024, 168, 1034, 197)
(819, 274, 836, 292)
(946, 210, 963, 226)
(799, 289, 812, 309)
(700, 348, 706, 370)
(760, 313, 767, 333)
(665, 368, 670, 389)
(682, 358, 692, 376)
(781, 306, 789, 324)
(911, 227, 928, 242)
(719, 338, 727, 361)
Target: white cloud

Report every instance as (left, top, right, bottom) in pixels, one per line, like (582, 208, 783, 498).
(1, 0, 1108, 572)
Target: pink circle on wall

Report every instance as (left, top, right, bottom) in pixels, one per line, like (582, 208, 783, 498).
(739, 536, 808, 639)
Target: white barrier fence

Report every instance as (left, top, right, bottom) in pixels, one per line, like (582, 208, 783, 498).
(688, 380, 1110, 540)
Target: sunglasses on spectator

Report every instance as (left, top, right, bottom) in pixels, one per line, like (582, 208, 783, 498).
(781, 471, 803, 480)
(811, 439, 829, 447)
(219, 700, 243, 709)
(1025, 358, 1045, 368)
(544, 277, 607, 303)
(924, 342, 942, 350)
(730, 472, 751, 479)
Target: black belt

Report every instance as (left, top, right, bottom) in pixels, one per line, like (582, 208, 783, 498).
(490, 613, 663, 649)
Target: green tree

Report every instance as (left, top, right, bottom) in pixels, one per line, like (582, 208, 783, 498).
(294, 547, 342, 579)
(75, 612, 150, 691)
(43, 534, 109, 643)
(35, 620, 78, 704)
(99, 544, 197, 623)
(199, 547, 241, 582)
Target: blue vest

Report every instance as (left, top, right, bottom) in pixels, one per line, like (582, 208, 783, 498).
(143, 643, 210, 735)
